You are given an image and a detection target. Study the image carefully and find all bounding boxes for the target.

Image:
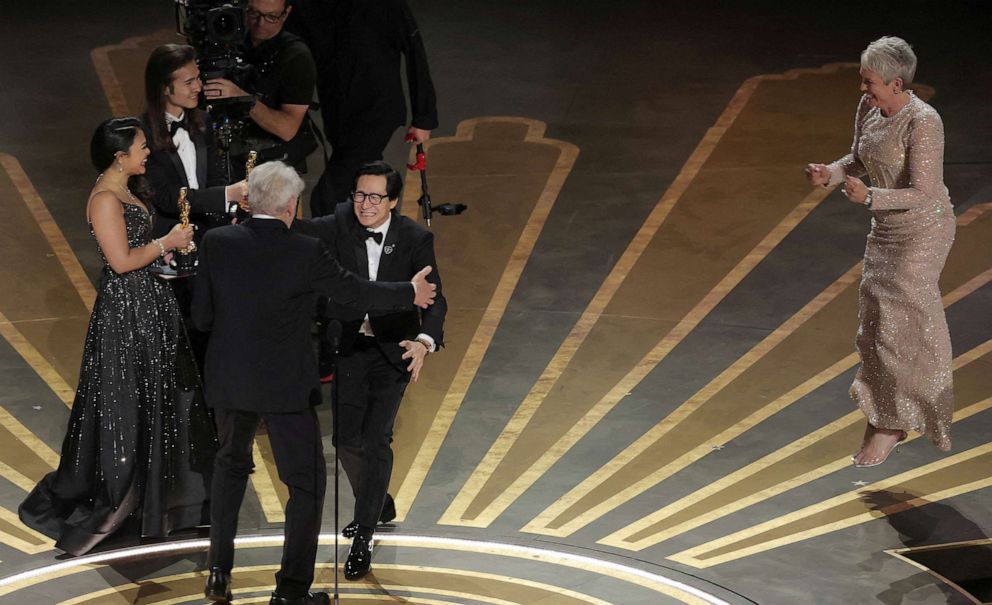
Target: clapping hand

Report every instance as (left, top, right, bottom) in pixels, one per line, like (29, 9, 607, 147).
(842, 176, 870, 205)
(804, 163, 831, 187)
(411, 266, 436, 309)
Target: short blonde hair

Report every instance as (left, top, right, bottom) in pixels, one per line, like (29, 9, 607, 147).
(861, 36, 917, 86)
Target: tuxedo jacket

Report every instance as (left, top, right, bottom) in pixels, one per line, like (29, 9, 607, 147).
(141, 110, 229, 242)
(286, 0, 438, 141)
(295, 203, 446, 360)
(191, 218, 414, 413)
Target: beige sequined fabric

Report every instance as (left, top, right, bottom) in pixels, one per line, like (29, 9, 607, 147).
(829, 92, 955, 451)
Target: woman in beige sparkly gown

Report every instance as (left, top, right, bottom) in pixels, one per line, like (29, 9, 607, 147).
(805, 37, 955, 467)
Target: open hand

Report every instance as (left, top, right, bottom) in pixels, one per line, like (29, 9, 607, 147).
(411, 266, 436, 308)
(398, 339, 428, 381)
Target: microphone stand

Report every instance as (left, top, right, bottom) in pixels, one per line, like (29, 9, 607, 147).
(406, 141, 433, 228)
(325, 320, 343, 605)
(406, 139, 467, 226)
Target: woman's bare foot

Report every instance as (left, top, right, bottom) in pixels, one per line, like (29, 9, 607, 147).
(853, 423, 875, 457)
(852, 428, 907, 467)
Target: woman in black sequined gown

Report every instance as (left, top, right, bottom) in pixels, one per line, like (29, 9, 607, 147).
(19, 118, 216, 556)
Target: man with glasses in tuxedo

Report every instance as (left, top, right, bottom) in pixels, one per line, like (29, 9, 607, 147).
(295, 160, 446, 580)
(204, 0, 318, 176)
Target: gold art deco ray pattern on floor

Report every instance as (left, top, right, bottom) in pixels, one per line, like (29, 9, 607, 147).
(90, 30, 177, 117)
(0, 154, 95, 401)
(599, 339, 992, 552)
(441, 63, 863, 529)
(667, 441, 992, 568)
(12, 541, 721, 605)
(542, 206, 992, 540)
(390, 117, 579, 522)
(56, 565, 615, 605)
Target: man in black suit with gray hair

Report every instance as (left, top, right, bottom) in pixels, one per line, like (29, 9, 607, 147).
(192, 160, 436, 605)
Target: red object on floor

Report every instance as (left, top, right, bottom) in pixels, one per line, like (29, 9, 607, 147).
(320, 373, 334, 384)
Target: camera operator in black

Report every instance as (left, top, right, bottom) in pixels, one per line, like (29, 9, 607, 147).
(204, 0, 317, 176)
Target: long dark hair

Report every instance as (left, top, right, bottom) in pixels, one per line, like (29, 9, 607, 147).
(144, 44, 206, 152)
(90, 117, 154, 202)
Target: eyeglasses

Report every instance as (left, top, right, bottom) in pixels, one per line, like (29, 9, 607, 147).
(351, 191, 389, 206)
(246, 7, 287, 23)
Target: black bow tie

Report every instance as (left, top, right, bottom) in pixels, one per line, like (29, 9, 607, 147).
(168, 117, 190, 137)
(365, 230, 383, 244)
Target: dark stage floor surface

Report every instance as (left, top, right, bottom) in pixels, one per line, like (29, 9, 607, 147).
(1, 1, 991, 603)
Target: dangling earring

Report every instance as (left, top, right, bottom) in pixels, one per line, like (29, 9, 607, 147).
(117, 161, 123, 173)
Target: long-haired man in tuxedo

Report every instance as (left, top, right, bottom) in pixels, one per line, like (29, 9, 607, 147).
(142, 43, 247, 364)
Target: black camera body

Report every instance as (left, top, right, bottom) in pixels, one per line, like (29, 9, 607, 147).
(175, 0, 257, 177)
(175, 0, 250, 82)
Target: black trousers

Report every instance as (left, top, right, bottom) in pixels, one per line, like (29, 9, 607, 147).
(209, 407, 326, 598)
(334, 340, 410, 528)
(309, 118, 397, 217)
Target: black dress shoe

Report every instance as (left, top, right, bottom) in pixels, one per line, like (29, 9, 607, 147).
(344, 530, 374, 580)
(268, 591, 330, 605)
(204, 566, 232, 603)
(343, 494, 397, 538)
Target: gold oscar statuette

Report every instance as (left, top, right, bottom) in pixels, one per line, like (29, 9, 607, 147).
(237, 150, 258, 216)
(170, 187, 198, 275)
(246, 150, 258, 177)
(177, 187, 196, 255)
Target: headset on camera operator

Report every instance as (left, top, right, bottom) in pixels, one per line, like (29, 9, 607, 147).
(203, 0, 318, 177)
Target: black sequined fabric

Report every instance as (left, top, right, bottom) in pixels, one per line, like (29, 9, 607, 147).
(19, 201, 216, 556)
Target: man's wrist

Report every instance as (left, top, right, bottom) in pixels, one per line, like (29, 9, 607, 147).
(415, 336, 433, 353)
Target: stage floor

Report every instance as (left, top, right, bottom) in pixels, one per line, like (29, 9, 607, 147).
(1, 1, 991, 603)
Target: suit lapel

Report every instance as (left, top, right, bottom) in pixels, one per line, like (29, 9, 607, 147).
(351, 225, 369, 280)
(168, 149, 189, 187)
(194, 133, 208, 186)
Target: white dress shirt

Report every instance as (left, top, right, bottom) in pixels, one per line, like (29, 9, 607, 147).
(165, 111, 199, 189)
(360, 215, 435, 351)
